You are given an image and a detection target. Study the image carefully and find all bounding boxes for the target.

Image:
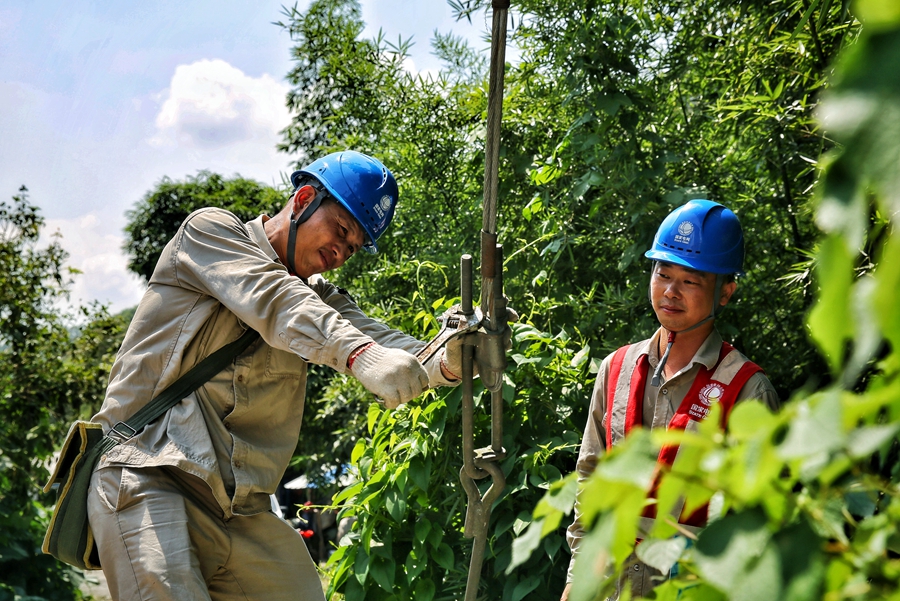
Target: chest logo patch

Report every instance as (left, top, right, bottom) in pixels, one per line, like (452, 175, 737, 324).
(699, 383, 724, 407)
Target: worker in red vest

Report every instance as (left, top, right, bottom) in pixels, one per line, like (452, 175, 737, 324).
(561, 200, 780, 600)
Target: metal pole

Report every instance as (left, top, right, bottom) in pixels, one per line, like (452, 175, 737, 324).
(480, 0, 510, 320)
(459, 3, 510, 601)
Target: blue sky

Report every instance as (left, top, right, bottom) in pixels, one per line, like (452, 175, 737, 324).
(0, 0, 490, 313)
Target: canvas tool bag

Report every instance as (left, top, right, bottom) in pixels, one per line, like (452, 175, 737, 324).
(42, 328, 259, 570)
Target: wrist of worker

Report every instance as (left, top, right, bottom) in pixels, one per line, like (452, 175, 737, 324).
(423, 349, 460, 388)
(346, 342, 377, 371)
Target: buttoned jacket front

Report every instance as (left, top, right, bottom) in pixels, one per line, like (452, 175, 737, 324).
(93, 208, 437, 518)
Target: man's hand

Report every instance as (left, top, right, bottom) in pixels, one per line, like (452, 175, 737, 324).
(442, 307, 519, 380)
(349, 343, 428, 409)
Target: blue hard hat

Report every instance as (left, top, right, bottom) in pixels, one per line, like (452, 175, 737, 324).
(644, 199, 744, 275)
(291, 151, 398, 253)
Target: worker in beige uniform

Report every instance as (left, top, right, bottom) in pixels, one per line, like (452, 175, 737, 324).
(87, 151, 477, 601)
(561, 200, 780, 600)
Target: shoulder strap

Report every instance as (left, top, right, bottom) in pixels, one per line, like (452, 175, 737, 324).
(105, 328, 260, 445)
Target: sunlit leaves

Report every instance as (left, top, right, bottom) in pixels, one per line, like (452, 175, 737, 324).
(807, 237, 855, 376)
(694, 510, 782, 601)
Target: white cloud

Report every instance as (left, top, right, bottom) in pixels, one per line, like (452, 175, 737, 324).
(150, 59, 291, 149)
(43, 214, 145, 314)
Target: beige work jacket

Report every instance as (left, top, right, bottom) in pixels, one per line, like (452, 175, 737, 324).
(93, 208, 444, 518)
(565, 328, 780, 581)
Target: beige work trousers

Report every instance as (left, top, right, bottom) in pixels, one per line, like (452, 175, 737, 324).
(87, 466, 325, 601)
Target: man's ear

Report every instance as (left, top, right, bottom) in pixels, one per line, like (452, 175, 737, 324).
(719, 280, 737, 307)
(291, 185, 317, 214)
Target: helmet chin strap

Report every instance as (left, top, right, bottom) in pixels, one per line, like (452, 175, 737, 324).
(286, 191, 324, 278)
(650, 273, 725, 387)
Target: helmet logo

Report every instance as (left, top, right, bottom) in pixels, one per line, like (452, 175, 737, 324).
(675, 220, 695, 244)
(373, 195, 392, 220)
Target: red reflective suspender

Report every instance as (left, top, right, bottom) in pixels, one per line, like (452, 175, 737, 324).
(605, 345, 651, 451)
(605, 340, 764, 527)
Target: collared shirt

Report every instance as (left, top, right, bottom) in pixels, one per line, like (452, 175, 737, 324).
(94, 208, 446, 518)
(565, 328, 779, 580)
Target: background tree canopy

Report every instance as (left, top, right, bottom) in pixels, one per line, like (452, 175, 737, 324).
(6, 0, 894, 599)
(0, 188, 130, 600)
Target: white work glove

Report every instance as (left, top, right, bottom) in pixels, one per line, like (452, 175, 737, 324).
(349, 344, 428, 409)
(441, 307, 519, 381)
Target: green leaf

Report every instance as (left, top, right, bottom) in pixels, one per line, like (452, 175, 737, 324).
(569, 513, 617, 601)
(571, 345, 590, 367)
(635, 536, 688, 575)
(367, 402, 382, 435)
(344, 577, 365, 601)
(791, 0, 821, 38)
(595, 430, 657, 489)
(855, 0, 900, 28)
(535, 473, 578, 516)
(508, 519, 545, 572)
(844, 490, 877, 518)
(413, 578, 436, 601)
(350, 439, 367, 464)
(846, 423, 900, 458)
(512, 513, 531, 536)
(405, 548, 427, 582)
(432, 542, 455, 571)
(369, 556, 396, 592)
(652, 581, 726, 601)
(874, 233, 900, 354)
(807, 236, 855, 375)
(414, 518, 431, 544)
(543, 533, 563, 560)
(778, 391, 844, 461)
(409, 455, 431, 491)
(694, 509, 782, 601)
(383, 487, 407, 523)
(354, 548, 370, 585)
(727, 401, 778, 441)
(774, 521, 826, 601)
(512, 575, 541, 601)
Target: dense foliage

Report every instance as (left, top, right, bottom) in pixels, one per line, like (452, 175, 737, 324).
(7, 0, 887, 598)
(263, 0, 860, 600)
(0, 188, 129, 600)
(513, 1, 900, 600)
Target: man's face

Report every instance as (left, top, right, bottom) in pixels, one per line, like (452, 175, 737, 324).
(649, 262, 733, 332)
(291, 190, 365, 279)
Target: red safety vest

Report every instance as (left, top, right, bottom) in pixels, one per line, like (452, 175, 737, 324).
(604, 341, 762, 528)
